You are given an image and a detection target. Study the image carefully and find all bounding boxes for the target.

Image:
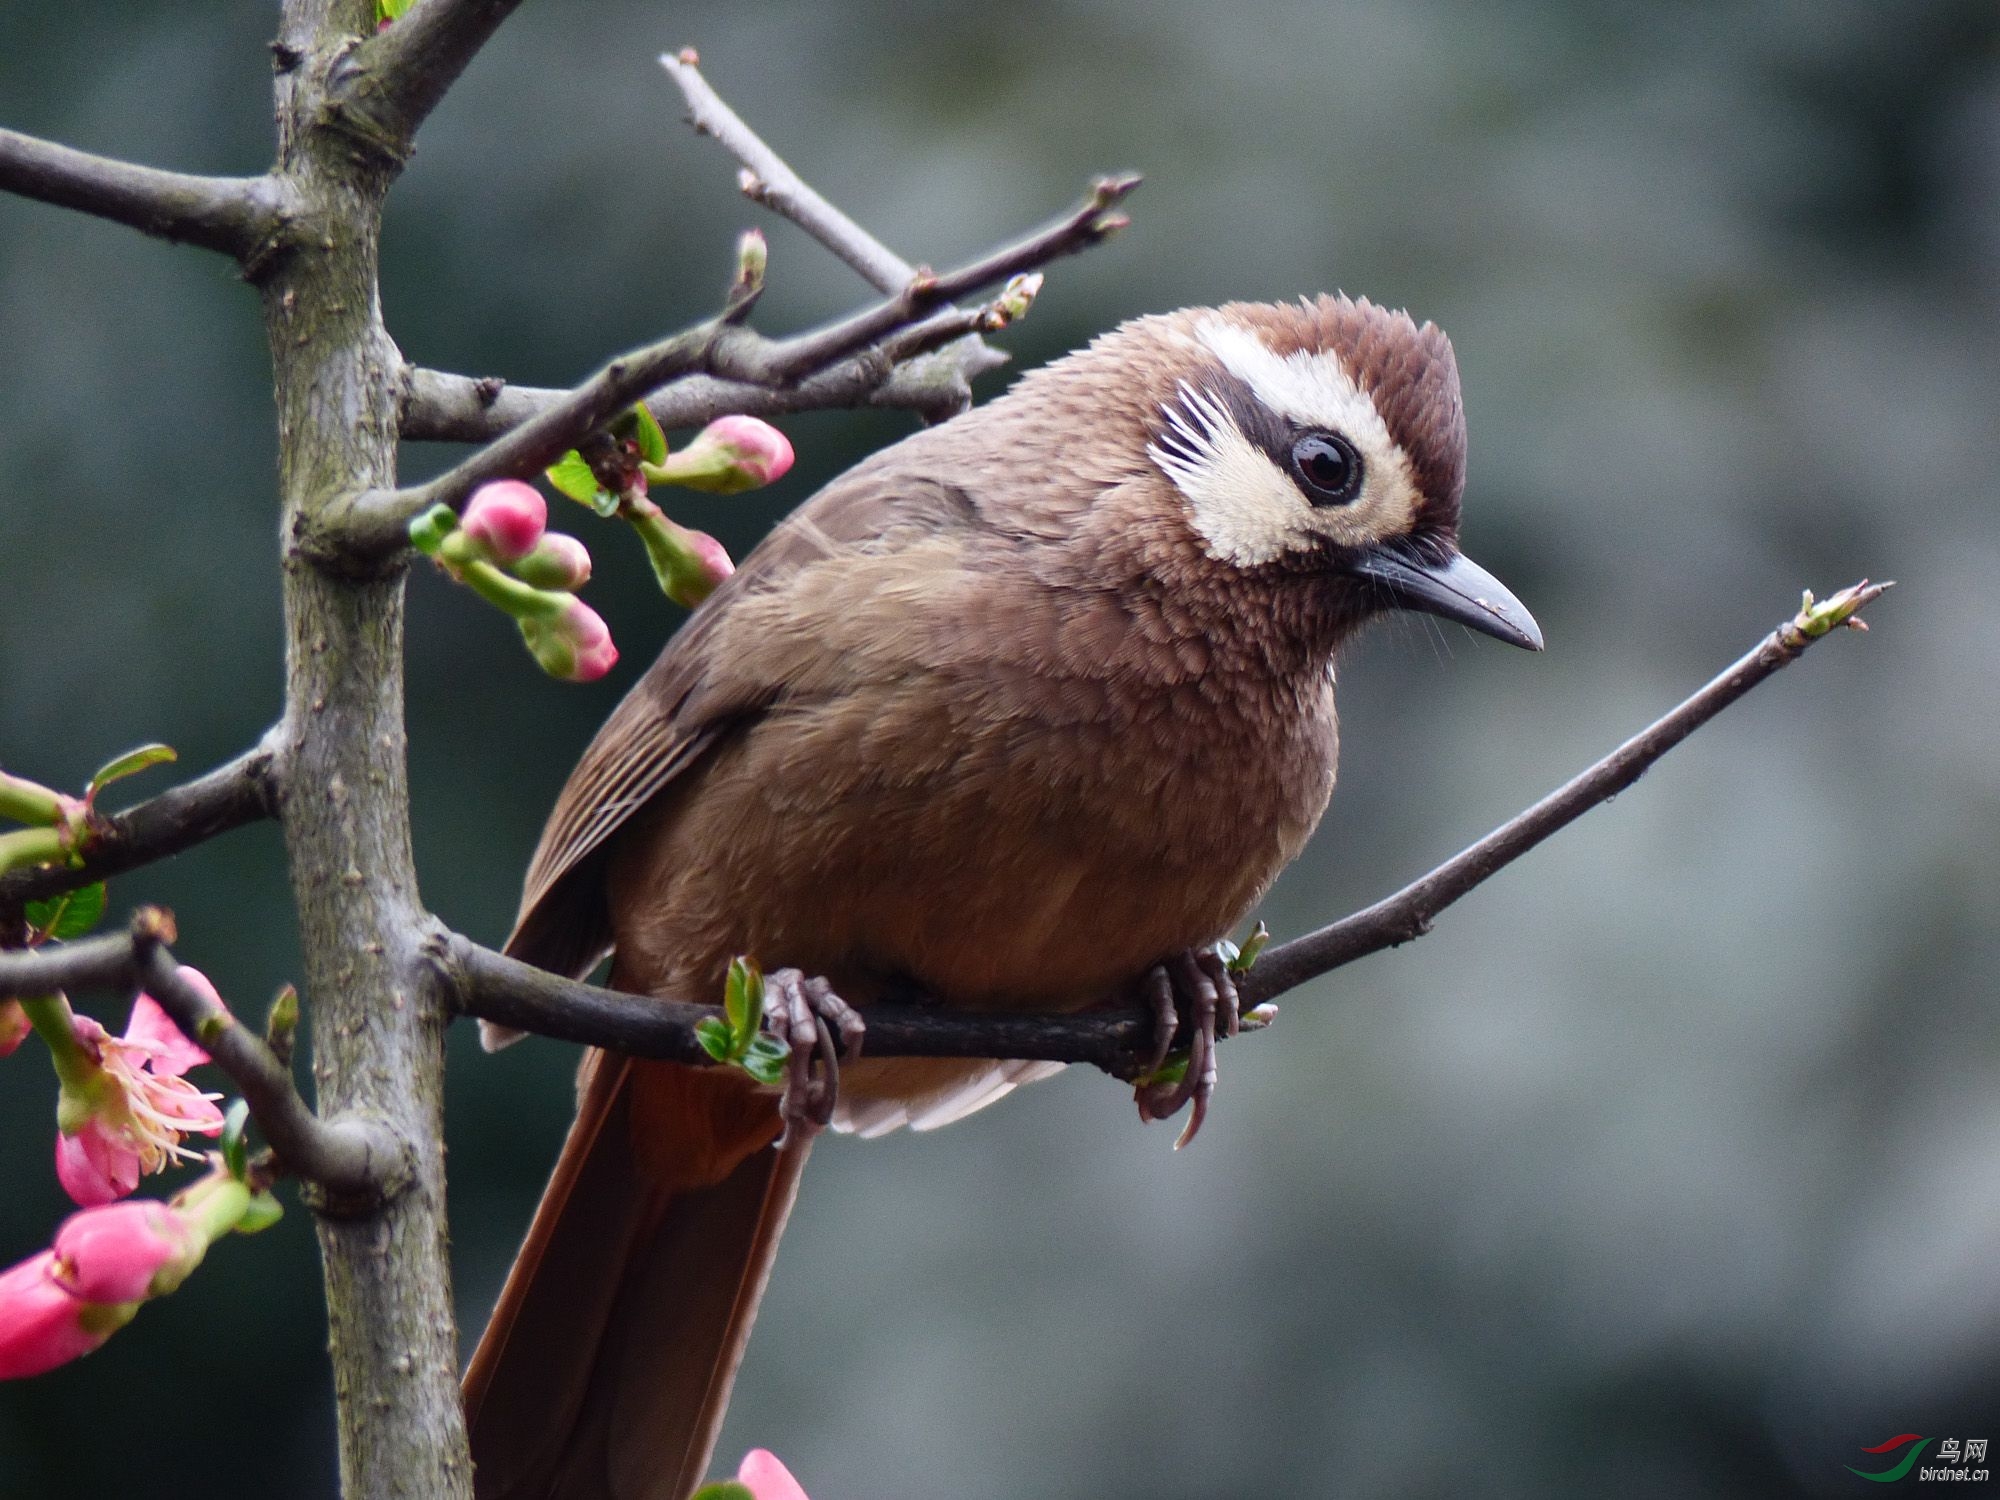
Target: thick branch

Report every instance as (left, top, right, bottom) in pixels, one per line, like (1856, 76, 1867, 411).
(451, 583, 1890, 1072)
(340, 176, 1133, 559)
(323, 0, 526, 163)
(0, 128, 296, 265)
(0, 911, 407, 1202)
(0, 737, 282, 909)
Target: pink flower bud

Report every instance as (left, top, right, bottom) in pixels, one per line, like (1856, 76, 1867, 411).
(654, 417, 794, 494)
(510, 532, 593, 591)
(737, 1450, 811, 1500)
(460, 480, 548, 564)
(0, 1251, 117, 1380)
(55, 1124, 142, 1208)
(51, 1201, 199, 1305)
(678, 528, 734, 602)
(520, 598, 618, 683)
(702, 416, 793, 486)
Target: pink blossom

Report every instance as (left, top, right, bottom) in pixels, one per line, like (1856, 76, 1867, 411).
(461, 480, 548, 563)
(736, 1449, 811, 1500)
(55, 980, 225, 1206)
(0, 1251, 119, 1380)
(676, 528, 734, 602)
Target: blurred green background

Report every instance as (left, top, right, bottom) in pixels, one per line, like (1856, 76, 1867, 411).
(3, 2, 1997, 1495)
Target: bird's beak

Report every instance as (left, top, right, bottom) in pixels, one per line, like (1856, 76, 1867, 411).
(1348, 542, 1544, 650)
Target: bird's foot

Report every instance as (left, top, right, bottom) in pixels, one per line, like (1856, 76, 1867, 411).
(1132, 947, 1240, 1149)
(763, 968, 866, 1147)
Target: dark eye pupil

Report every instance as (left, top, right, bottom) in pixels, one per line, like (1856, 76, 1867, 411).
(1291, 433, 1362, 505)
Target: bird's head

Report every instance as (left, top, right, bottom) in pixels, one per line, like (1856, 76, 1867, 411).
(1125, 295, 1541, 652)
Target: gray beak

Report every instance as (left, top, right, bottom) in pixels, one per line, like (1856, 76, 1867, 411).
(1349, 543, 1544, 651)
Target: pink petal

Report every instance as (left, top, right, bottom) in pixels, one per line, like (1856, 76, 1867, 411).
(462, 480, 548, 563)
(736, 1449, 811, 1500)
(124, 984, 211, 1076)
(52, 1201, 193, 1304)
(55, 1124, 141, 1207)
(0, 1252, 108, 1380)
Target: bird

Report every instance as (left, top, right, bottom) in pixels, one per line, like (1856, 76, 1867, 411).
(461, 294, 1541, 1500)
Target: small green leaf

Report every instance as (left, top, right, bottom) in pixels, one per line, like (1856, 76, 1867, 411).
(695, 1017, 734, 1063)
(614, 403, 669, 467)
(408, 503, 458, 556)
(545, 451, 601, 504)
(235, 1191, 284, 1234)
(376, 0, 417, 21)
(1137, 1052, 1190, 1089)
(739, 1034, 790, 1087)
(723, 957, 763, 1047)
(220, 1099, 251, 1182)
(25, 882, 106, 942)
(1229, 921, 1270, 975)
(689, 1485, 754, 1500)
(87, 743, 176, 799)
(588, 487, 621, 518)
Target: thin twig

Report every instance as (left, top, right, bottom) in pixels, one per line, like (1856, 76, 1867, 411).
(661, 49, 912, 292)
(0, 128, 296, 265)
(0, 736, 283, 909)
(0, 910, 409, 1203)
(345, 177, 1131, 560)
(323, 0, 527, 164)
(452, 583, 1889, 1071)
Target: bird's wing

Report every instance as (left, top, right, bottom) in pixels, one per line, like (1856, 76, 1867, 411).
(503, 463, 985, 981)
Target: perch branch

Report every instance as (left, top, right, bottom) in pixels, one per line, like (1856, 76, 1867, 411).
(0, 128, 295, 265)
(0, 736, 283, 909)
(451, 583, 1890, 1071)
(0, 910, 407, 1202)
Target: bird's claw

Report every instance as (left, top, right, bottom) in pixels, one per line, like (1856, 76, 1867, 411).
(1133, 947, 1240, 1148)
(762, 968, 865, 1146)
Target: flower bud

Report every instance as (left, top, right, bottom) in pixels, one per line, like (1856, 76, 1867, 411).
(737, 1449, 812, 1500)
(520, 598, 618, 683)
(0, 1002, 28, 1058)
(652, 417, 794, 494)
(460, 480, 548, 563)
(510, 532, 593, 591)
(0, 1252, 120, 1380)
(51, 1201, 201, 1305)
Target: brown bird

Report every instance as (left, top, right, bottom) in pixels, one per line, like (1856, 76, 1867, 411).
(462, 295, 1540, 1500)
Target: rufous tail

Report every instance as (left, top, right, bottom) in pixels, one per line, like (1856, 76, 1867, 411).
(464, 1052, 798, 1500)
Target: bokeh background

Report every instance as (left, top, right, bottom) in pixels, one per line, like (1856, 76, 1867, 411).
(3, 1, 1997, 1495)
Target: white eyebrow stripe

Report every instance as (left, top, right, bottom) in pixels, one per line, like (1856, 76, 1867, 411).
(1193, 315, 1397, 458)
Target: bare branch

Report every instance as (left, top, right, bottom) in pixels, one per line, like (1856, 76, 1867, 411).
(0, 128, 296, 265)
(336, 177, 1133, 561)
(0, 736, 283, 909)
(1240, 580, 1893, 1001)
(399, 348, 981, 445)
(661, 49, 913, 292)
(0, 910, 409, 1204)
(450, 583, 1891, 1071)
(323, 0, 527, 163)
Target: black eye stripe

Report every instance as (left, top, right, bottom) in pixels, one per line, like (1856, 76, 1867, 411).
(1156, 369, 1367, 507)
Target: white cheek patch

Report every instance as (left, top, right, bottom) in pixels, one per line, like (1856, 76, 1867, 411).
(1192, 316, 1423, 550)
(1147, 382, 1311, 566)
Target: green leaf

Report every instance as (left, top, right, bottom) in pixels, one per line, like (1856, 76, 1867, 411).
(220, 1099, 251, 1181)
(545, 451, 601, 504)
(723, 956, 763, 1047)
(376, 0, 417, 20)
(25, 882, 106, 942)
(739, 1034, 790, 1088)
(627, 403, 668, 467)
(689, 1485, 754, 1500)
(1228, 921, 1271, 975)
(695, 1017, 734, 1063)
(235, 1191, 284, 1234)
(87, 743, 175, 799)
(588, 487, 621, 518)
(1137, 1052, 1190, 1089)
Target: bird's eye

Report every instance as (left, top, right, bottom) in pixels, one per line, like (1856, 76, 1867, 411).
(1290, 433, 1364, 506)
